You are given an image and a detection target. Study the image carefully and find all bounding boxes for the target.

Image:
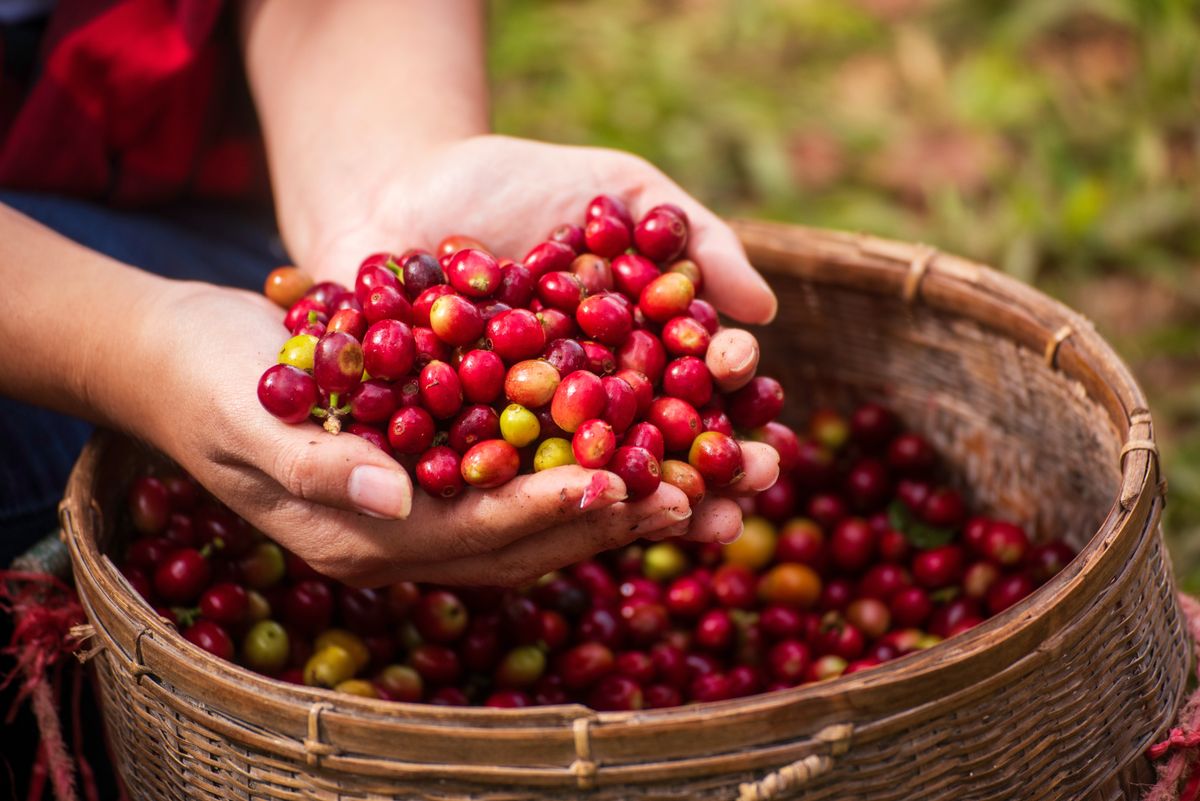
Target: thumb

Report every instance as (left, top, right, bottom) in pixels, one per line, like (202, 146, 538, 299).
(266, 423, 414, 520)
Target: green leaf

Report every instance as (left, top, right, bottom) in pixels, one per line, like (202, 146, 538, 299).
(888, 501, 956, 549)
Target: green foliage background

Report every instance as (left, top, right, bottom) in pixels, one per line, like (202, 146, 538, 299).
(488, 0, 1200, 585)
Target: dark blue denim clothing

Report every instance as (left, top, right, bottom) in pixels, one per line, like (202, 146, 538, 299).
(0, 191, 286, 564)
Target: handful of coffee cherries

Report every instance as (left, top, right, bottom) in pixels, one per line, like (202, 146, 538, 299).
(257, 196, 783, 506)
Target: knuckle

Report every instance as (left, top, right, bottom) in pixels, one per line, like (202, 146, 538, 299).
(276, 444, 325, 502)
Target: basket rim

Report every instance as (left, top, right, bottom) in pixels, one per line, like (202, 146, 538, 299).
(62, 221, 1165, 781)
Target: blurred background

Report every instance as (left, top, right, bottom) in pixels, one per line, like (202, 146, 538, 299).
(488, 0, 1200, 585)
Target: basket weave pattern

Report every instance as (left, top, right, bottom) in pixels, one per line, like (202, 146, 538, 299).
(63, 222, 1186, 800)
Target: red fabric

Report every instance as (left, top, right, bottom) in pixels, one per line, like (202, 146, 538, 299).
(0, 0, 266, 204)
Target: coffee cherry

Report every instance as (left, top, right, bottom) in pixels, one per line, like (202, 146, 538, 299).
(265, 266, 314, 308)
(355, 262, 401, 306)
(1027, 540, 1076, 583)
(611, 254, 660, 297)
(663, 357, 714, 408)
(312, 332, 365, 395)
(609, 446, 662, 500)
(552, 370, 606, 433)
(577, 341, 614, 375)
(537, 271, 586, 312)
(549, 222, 587, 253)
(601, 376, 638, 434)
(457, 349, 505, 403)
(688, 431, 744, 487)
(576, 294, 633, 346)
(830, 518, 876, 573)
(494, 262, 536, 308)
(278, 333, 318, 371)
(647, 397, 702, 453)
(398, 251, 445, 300)
(888, 432, 937, 474)
(418, 360, 463, 419)
(523, 240, 575, 278)
(639, 272, 695, 323)
(412, 285, 455, 328)
(184, 620, 235, 661)
(981, 521, 1029, 566)
(536, 307, 576, 341)
(571, 253, 614, 294)
(728, 376, 785, 429)
(912, 545, 965, 589)
(533, 437, 576, 471)
(767, 640, 811, 684)
(460, 440, 521, 488)
(447, 249, 501, 298)
(327, 307, 368, 340)
(559, 642, 615, 689)
(413, 326, 450, 366)
(623, 421, 666, 461)
(504, 360, 561, 408)
(447, 405, 501, 454)
(920, 488, 966, 529)
(616, 330, 667, 384)
(496, 645, 547, 689)
(388, 406, 436, 454)
(585, 214, 632, 258)
(661, 459, 705, 505)
(362, 285, 413, 325)
(416, 446, 465, 498)
(413, 591, 469, 643)
(199, 582, 248, 626)
(242, 620, 289, 673)
(154, 548, 210, 604)
(499, 403, 540, 447)
(429, 294, 484, 347)
(758, 563, 821, 609)
(409, 644, 463, 686)
(543, 338, 588, 376)
(987, 574, 1035, 615)
(634, 206, 688, 262)
(376, 664, 423, 702)
(572, 419, 617, 469)
(661, 316, 711, 357)
(486, 308, 546, 362)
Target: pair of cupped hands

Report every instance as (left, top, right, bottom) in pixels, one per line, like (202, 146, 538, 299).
(144, 136, 780, 588)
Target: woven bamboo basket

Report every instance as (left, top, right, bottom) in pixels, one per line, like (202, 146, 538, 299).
(61, 221, 1186, 801)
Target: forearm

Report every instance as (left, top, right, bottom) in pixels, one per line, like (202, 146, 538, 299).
(240, 0, 490, 263)
(0, 203, 166, 429)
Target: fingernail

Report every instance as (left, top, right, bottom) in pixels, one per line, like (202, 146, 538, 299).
(348, 466, 411, 519)
(718, 521, 745, 545)
(726, 337, 756, 374)
(632, 506, 692, 534)
(580, 473, 627, 510)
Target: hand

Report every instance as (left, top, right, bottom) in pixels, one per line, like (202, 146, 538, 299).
(291, 135, 778, 325)
(278, 135, 782, 557)
(137, 282, 777, 587)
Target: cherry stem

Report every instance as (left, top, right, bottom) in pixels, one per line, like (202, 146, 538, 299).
(310, 406, 329, 419)
(307, 310, 319, 325)
(385, 257, 403, 277)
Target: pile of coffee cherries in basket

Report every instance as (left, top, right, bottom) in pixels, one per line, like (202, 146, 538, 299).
(258, 195, 769, 498)
(119, 403, 1076, 709)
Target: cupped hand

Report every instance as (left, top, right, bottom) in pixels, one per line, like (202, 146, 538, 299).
(292, 135, 778, 325)
(137, 283, 775, 587)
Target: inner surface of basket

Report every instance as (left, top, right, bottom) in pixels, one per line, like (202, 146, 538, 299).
(757, 277, 1121, 551)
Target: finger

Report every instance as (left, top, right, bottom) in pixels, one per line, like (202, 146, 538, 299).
(627, 179, 777, 324)
(707, 328, 760, 392)
(399, 482, 692, 587)
(682, 496, 744, 544)
(402, 467, 630, 559)
(261, 421, 415, 520)
(728, 441, 781, 496)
